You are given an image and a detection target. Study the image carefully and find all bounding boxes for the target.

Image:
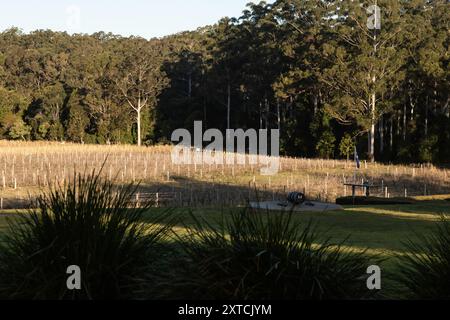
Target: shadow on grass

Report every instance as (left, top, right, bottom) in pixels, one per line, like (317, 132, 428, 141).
(139, 200, 449, 254)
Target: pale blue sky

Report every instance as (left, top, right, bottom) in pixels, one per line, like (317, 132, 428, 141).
(0, 0, 271, 39)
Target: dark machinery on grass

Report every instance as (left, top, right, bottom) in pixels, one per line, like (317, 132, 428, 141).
(287, 192, 306, 205)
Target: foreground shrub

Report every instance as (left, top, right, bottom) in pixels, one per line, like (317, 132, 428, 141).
(171, 208, 376, 300)
(0, 170, 171, 300)
(396, 216, 450, 299)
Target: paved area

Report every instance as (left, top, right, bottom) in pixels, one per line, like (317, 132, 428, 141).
(249, 201, 343, 212)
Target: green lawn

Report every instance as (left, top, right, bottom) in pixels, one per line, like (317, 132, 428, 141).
(137, 200, 449, 251)
(2, 200, 449, 254)
(141, 200, 449, 295)
(1, 200, 449, 298)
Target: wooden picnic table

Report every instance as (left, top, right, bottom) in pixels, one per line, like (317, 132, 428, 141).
(344, 183, 381, 198)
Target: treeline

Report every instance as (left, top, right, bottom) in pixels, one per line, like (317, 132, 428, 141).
(0, 30, 168, 146)
(0, 0, 448, 163)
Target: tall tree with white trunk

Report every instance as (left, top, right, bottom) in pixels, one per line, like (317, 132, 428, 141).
(117, 38, 169, 146)
(321, 0, 408, 162)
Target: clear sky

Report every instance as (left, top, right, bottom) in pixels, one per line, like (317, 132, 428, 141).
(0, 0, 269, 39)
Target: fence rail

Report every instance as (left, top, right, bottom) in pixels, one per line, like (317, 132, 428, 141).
(1, 186, 449, 210)
(132, 192, 181, 207)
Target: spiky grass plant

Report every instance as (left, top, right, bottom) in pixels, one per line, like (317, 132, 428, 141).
(171, 208, 376, 300)
(396, 216, 450, 299)
(0, 169, 171, 300)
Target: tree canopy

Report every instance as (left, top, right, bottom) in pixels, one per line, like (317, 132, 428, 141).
(0, 0, 448, 163)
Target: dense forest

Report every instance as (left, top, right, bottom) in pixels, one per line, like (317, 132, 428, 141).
(0, 0, 448, 163)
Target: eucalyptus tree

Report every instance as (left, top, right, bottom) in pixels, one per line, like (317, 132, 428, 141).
(238, 1, 282, 130)
(116, 38, 169, 146)
(155, 29, 211, 138)
(321, 0, 409, 161)
(83, 47, 124, 144)
(271, 0, 332, 155)
(415, 0, 450, 161)
(207, 18, 243, 131)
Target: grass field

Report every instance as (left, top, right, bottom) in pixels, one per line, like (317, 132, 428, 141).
(136, 201, 449, 252)
(2, 199, 449, 297)
(1, 141, 449, 266)
(1, 141, 450, 298)
(2, 199, 449, 253)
